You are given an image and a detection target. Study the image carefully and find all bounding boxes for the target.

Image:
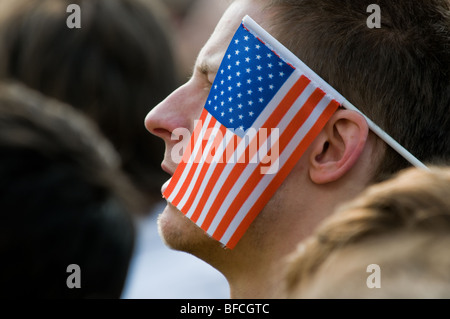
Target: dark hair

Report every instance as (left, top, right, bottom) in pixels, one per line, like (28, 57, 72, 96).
(269, 0, 450, 181)
(0, 82, 139, 298)
(0, 0, 178, 200)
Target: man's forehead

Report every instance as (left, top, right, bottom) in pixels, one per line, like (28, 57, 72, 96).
(195, 6, 241, 73)
(196, 0, 270, 74)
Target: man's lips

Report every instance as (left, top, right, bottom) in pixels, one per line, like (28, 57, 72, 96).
(161, 161, 174, 197)
(161, 162, 175, 176)
(161, 179, 171, 196)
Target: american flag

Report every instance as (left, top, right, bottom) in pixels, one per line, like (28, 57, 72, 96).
(163, 16, 342, 249)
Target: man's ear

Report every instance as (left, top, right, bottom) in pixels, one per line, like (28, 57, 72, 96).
(309, 109, 369, 184)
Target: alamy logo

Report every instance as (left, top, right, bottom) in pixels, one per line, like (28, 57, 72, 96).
(171, 123, 280, 175)
(66, 4, 81, 29)
(66, 264, 81, 289)
(367, 4, 381, 29)
(366, 264, 381, 289)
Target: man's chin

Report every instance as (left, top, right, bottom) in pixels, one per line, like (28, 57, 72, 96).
(157, 202, 222, 256)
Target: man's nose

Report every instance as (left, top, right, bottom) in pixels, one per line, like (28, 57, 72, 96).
(145, 84, 196, 143)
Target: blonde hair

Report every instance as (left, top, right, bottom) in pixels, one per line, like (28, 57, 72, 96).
(283, 166, 450, 298)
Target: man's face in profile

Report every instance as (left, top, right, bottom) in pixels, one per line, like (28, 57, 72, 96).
(145, 0, 315, 259)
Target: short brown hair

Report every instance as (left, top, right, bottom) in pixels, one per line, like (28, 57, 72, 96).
(268, 0, 450, 181)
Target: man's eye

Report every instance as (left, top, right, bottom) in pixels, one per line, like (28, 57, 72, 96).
(207, 73, 216, 86)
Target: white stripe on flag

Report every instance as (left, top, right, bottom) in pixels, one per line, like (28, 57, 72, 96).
(176, 120, 222, 209)
(185, 129, 234, 220)
(189, 70, 302, 228)
(218, 94, 334, 245)
(167, 114, 213, 203)
(205, 77, 317, 235)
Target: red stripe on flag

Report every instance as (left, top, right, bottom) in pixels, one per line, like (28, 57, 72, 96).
(199, 75, 310, 231)
(182, 124, 227, 214)
(171, 116, 217, 207)
(226, 99, 340, 248)
(163, 109, 209, 199)
(190, 132, 240, 223)
(211, 87, 326, 240)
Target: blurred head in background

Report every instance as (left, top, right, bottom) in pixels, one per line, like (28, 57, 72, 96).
(0, 82, 139, 298)
(0, 0, 179, 208)
(283, 166, 450, 298)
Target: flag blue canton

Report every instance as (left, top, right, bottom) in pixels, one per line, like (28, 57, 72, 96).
(205, 23, 295, 137)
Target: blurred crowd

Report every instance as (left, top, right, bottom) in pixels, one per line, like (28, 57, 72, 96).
(0, 0, 228, 299)
(0, 0, 448, 300)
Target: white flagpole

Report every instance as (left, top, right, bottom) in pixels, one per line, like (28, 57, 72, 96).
(243, 15, 428, 170)
(342, 100, 429, 170)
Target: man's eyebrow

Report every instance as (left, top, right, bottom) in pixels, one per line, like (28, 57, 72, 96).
(197, 60, 218, 76)
(198, 62, 209, 75)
